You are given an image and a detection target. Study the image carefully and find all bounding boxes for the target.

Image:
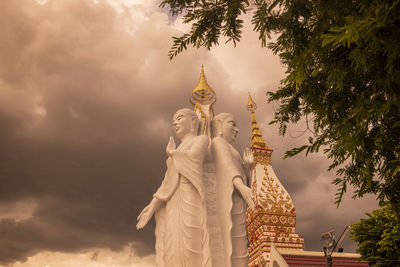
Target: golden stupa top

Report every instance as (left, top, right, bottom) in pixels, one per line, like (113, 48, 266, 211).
(190, 65, 216, 105)
(247, 93, 271, 150)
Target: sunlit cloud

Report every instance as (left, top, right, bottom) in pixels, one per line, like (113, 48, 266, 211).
(10, 245, 155, 267)
(35, 0, 49, 5)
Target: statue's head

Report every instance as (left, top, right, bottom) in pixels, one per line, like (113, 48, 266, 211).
(212, 113, 239, 144)
(172, 108, 200, 140)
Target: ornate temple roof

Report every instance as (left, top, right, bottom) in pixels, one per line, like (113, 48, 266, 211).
(246, 94, 304, 266)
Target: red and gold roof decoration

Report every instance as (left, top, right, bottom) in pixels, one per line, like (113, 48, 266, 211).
(246, 161, 304, 267)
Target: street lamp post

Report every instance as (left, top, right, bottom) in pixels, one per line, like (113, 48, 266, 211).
(320, 226, 352, 267)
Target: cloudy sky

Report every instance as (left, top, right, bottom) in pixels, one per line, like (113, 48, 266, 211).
(0, 0, 379, 266)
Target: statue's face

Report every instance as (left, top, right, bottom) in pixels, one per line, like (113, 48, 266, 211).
(173, 110, 193, 140)
(221, 115, 239, 144)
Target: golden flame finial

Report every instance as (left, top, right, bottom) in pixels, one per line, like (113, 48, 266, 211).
(247, 92, 257, 112)
(247, 93, 271, 150)
(190, 65, 216, 106)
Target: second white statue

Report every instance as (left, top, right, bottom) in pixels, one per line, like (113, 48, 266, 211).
(211, 113, 254, 267)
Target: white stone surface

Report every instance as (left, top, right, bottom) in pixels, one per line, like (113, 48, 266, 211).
(137, 110, 253, 267)
(137, 109, 211, 267)
(211, 113, 254, 267)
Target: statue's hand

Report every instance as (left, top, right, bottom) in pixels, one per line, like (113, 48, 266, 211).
(243, 147, 254, 169)
(166, 136, 176, 156)
(240, 185, 255, 210)
(233, 177, 255, 209)
(136, 199, 159, 230)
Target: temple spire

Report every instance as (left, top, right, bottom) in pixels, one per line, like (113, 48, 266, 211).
(246, 94, 304, 267)
(247, 93, 269, 150)
(190, 66, 216, 136)
(190, 65, 216, 106)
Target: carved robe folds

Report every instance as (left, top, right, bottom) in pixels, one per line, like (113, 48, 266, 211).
(153, 135, 211, 267)
(212, 136, 249, 267)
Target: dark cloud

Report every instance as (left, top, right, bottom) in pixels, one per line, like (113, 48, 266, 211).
(0, 0, 379, 265)
(0, 0, 215, 264)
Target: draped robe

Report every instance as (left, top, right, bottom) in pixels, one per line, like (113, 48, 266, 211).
(153, 135, 211, 267)
(211, 136, 249, 267)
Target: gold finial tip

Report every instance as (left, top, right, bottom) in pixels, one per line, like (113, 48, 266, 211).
(200, 66, 206, 79)
(247, 92, 257, 112)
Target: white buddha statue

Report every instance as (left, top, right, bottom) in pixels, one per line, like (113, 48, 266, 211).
(211, 113, 255, 267)
(136, 108, 211, 267)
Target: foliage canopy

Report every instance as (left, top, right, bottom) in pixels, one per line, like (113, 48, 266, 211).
(160, 0, 400, 210)
(351, 204, 400, 266)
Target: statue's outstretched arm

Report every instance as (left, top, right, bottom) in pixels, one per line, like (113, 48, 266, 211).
(212, 137, 255, 209)
(136, 197, 162, 229)
(233, 177, 255, 209)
